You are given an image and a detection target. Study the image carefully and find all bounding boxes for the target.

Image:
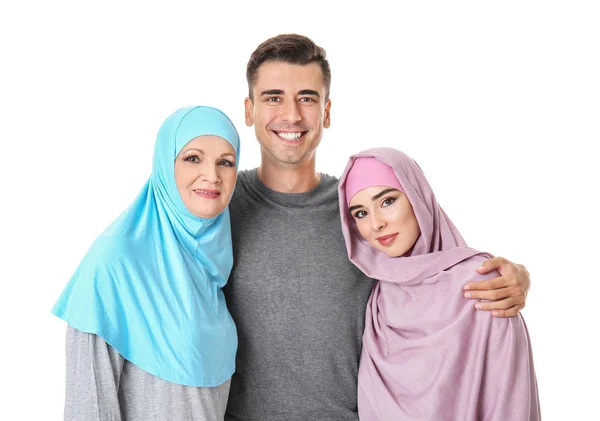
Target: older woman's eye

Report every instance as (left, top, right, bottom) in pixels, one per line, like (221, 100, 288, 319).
(185, 156, 200, 163)
(218, 159, 234, 167)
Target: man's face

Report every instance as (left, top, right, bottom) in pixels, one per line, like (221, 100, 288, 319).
(244, 61, 331, 167)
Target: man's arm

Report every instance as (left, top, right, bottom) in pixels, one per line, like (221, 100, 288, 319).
(462, 256, 530, 317)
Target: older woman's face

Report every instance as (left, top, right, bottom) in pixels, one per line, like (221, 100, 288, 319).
(174, 135, 237, 218)
(348, 186, 420, 257)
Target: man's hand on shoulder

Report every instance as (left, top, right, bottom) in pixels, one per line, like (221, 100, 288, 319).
(462, 256, 530, 318)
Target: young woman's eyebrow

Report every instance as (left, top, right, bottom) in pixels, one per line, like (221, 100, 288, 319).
(348, 204, 363, 213)
(371, 188, 399, 201)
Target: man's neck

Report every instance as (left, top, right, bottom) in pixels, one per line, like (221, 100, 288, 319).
(257, 155, 321, 193)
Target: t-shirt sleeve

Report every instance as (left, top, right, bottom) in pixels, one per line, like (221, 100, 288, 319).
(64, 326, 124, 421)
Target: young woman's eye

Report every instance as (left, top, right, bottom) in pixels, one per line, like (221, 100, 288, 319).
(353, 210, 367, 219)
(382, 197, 396, 207)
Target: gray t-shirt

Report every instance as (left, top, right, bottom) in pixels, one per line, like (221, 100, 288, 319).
(224, 170, 375, 421)
(65, 326, 231, 421)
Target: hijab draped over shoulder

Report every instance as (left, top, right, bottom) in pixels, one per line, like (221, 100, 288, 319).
(338, 147, 540, 421)
(52, 106, 240, 387)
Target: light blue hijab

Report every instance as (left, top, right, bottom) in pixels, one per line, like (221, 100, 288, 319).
(52, 106, 240, 387)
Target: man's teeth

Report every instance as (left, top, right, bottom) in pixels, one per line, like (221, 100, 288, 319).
(277, 132, 302, 141)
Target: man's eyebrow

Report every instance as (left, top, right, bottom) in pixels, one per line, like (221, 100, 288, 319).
(298, 89, 320, 97)
(260, 89, 320, 98)
(372, 188, 400, 201)
(260, 89, 284, 96)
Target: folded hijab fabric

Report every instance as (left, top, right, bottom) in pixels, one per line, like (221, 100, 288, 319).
(52, 106, 240, 387)
(338, 148, 540, 420)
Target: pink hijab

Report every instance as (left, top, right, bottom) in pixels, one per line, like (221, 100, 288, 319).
(339, 148, 540, 421)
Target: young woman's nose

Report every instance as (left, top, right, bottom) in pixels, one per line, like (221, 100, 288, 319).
(370, 211, 387, 232)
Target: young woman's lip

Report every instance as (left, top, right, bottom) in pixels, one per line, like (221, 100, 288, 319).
(376, 233, 398, 245)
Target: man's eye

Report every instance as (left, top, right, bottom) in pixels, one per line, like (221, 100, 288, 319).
(267, 97, 280, 102)
(299, 97, 316, 102)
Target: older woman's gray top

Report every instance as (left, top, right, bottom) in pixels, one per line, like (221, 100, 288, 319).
(64, 326, 231, 421)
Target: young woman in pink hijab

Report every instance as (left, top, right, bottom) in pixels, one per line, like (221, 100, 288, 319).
(338, 147, 540, 421)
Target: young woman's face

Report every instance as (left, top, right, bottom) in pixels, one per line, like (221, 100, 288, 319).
(174, 135, 237, 218)
(349, 186, 421, 257)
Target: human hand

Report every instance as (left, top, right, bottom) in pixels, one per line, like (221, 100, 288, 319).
(462, 256, 530, 317)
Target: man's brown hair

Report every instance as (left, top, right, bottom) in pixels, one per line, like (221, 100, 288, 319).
(246, 34, 331, 102)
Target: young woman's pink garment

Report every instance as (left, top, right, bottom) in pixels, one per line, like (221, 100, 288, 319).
(339, 148, 540, 421)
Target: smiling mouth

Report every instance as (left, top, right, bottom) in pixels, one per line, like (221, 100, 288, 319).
(275, 131, 306, 142)
(193, 189, 221, 199)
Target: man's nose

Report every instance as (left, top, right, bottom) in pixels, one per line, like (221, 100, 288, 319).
(281, 100, 302, 123)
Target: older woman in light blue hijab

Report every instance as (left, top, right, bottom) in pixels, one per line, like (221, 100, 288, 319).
(52, 106, 240, 421)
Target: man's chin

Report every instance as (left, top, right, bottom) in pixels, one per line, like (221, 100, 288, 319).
(270, 151, 309, 166)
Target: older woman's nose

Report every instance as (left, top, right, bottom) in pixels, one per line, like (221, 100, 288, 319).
(200, 163, 220, 184)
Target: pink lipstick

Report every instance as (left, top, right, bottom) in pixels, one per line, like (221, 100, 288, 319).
(376, 233, 398, 246)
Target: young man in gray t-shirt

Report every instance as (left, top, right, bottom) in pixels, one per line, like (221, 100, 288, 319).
(224, 34, 532, 421)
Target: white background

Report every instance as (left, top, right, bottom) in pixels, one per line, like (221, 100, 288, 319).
(1, 1, 598, 419)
